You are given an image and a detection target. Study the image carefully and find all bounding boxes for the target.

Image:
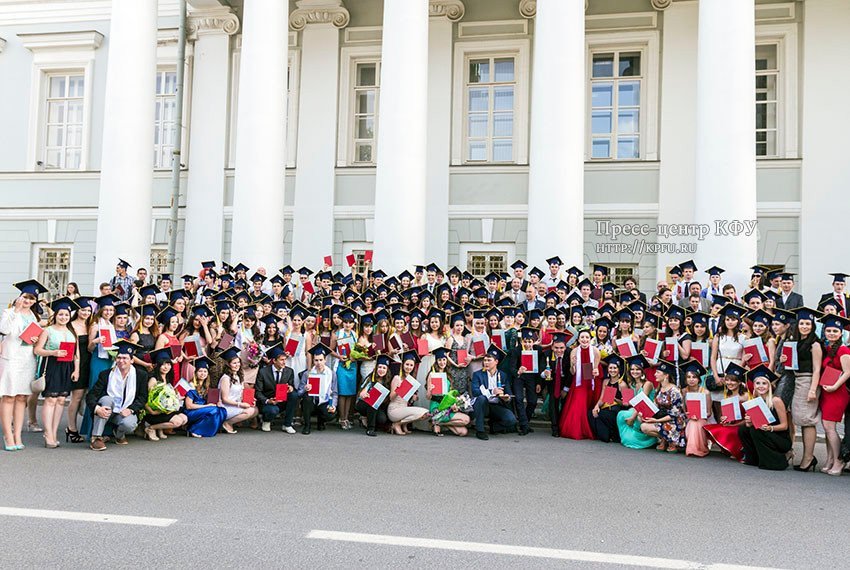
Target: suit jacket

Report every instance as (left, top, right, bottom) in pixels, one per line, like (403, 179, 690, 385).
(86, 366, 149, 413)
(521, 299, 546, 312)
(543, 351, 571, 394)
(778, 291, 804, 310)
(255, 364, 295, 406)
(470, 369, 513, 399)
(819, 292, 850, 311)
(677, 297, 712, 312)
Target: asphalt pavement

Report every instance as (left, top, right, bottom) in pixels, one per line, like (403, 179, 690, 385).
(0, 423, 846, 569)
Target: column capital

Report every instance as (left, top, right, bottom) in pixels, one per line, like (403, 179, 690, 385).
(429, 0, 465, 21)
(289, 0, 350, 31)
(187, 8, 239, 40)
(651, 0, 672, 10)
(520, 0, 588, 19)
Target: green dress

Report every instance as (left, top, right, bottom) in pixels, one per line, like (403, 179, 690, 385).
(616, 386, 657, 449)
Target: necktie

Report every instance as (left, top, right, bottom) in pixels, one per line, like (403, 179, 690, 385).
(837, 294, 846, 316)
(275, 369, 280, 383)
(554, 357, 563, 395)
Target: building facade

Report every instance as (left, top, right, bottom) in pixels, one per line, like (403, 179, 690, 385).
(0, 0, 847, 302)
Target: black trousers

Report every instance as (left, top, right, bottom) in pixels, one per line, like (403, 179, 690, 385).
(259, 395, 299, 426)
(512, 376, 538, 428)
(301, 397, 333, 427)
(541, 382, 565, 429)
(739, 425, 792, 470)
(355, 399, 387, 430)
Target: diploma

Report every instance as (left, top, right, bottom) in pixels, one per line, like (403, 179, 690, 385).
(19, 322, 43, 345)
(742, 396, 776, 429)
(396, 376, 421, 402)
(720, 396, 742, 421)
(781, 341, 798, 371)
(57, 341, 76, 362)
(643, 337, 663, 364)
(629, 391, 659, 418)
(430, 373, 449, 396)
(274, 383, 289, 402)
(690, 341, 709, 368)
(363, 383, 389, 409)
(685, 392, 710, 419)
(520, 350, 539, 374)
(742, 337, 768, 368)
(615, 337, 637, 357)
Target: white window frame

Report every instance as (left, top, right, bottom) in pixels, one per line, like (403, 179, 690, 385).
(337, 45, 383, 167)
(22, 31, 102, 171)
(755, 23, 798, 159)
(585, 30, 659, 161)
(149, 246, 169, 283)
(41, 71, 86, 170)
(228, 34, 300, 168)
(31, 244, 73, 299)
(452, 39, 530, 165)
(459, 242, 517, 278)
(153, 68, 179, 169)
(601, 263, 639, 288)
(155, 32, 194, 169)
(342, 241, 373, 275)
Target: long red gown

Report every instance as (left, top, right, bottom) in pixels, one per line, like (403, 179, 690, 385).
(560, 358, 595, 440)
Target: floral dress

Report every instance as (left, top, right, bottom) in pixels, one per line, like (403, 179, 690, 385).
(656, 385, 686, 449)
(447, 335, 470, 394)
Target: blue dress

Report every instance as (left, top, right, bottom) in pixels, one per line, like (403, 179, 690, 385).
(335, 331, 358, 396)
(183, 390, 227, 437)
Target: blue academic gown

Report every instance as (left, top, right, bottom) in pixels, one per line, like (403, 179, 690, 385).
(183, 390, 227, 437)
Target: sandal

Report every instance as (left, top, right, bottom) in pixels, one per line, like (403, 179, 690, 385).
(144, 427, 160, 441)
(27, 422, 44, 433)
(667, 446, 679, 453)
(65, 427, 84, 443)
(222, 424, 237, 434)
(655, 441, 667, 451)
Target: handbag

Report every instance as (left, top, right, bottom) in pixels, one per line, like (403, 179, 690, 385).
(31, 356, 46, 392)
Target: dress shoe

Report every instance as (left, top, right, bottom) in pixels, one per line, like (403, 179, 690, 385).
(302, 425, 311, 435)
(114, 437, 128, 445)
(90, 438, 106, 451)
(366, 429, 377, 437)
(261, 422, 271, 432)
(476, 431, 489, 441)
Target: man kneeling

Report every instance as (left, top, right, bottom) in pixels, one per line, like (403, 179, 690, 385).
(86, 340, 148, 451)
(471, 346, 517, 440)
(254, 343, 298, 433)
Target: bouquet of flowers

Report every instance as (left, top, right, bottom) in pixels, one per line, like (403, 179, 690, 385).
(430, 390, 459, 423)
(348, 343, 371, 364)
(244, 341, 262, 369)
(147, 383, 180, 414)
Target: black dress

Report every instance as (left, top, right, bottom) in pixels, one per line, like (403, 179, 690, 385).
(42, 327, 76, 398)
(589, 380, 624, 443)
(73, 333, 91, 392)
(738, 403, 792, 470)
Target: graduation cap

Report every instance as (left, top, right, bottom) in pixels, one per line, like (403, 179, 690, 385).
(50, 296, 79, 313)
(424, 263, 440, 274)
(371, 354, 390, 368)
(449, 311, 465, 324)
(628, 300, 648, 314)
(818, 297, 844, 313)
(14, 279, 48, 297)
(778, 272, 796, 281)
(233, 263, 250, 274)
(519, 326, 538, 341)
(233, 291, 251, 304)
(724, 362, 747, 379)
(765, 269, 783, 281)
(201, 260, 216, 272)
(601, 282, 617, 294)
(279, 265, 294, 276)
(149, 347, 173, 364)
(545, 307, 562, 319)
(565, 292, 583, 306)
(526, 309, 543, 322)
(429, 308, 446, 322)
(159, 273, 173, 283)
(410, 308, 427, 322)
(705, 266, 725, 276)
(113, 302, 132, 317)
(718, 303, 746, 320)
(626, 354, 650, 369)
(565, 266, 584, 277)
(820, 314, 850, 331)
(527, 267, 544, 280)
(665, 305, 686, 321)
(218, 347, 241, 361)
(568, 305, 585, 318)
(260, 314, 278, 328)
(357, 313, 375, 328)
(139, 284, 161, 298)
(501, 306, 518, 318)
(545, 256, 563, 267)
(678, 259, 697, 272)
(742, 289, 767, 304)
(710, 295, 732, 307)
(484, 271, 499, 283)
(400, 349, 420, 363)
(642, 312, 660, 329)
(297, 267, 313, 276)
(114, 339, 141, 356)
(747, 364, 778, 384)
(603, 352, 625, 371)
(793, 306, 822, 322)
(655, 359, 677, 376)
(169, 289, 191, 304)
(555, 281, 570, 292)
(265, 343, 286, 360)
(770, 308, 794, 324)
(669, 266, 683, 277)
(829, 272, 849, 283)
(688, 311, 709, 326)
(594, 316, 615, 330)
(577, 278, 593, 290)
(269, 275, 285, 286)
(193, 356, 212, 370)
(746, 309, 772, 327)
(461, 271, 474, 281)
(750, 265, 767, 276)
(679, 359, 706, 378)
(485, 345, 506, 362)
(95, 294, 119, 308)
(446, 266, 462, 278)
(414, 265, 425, 274)
(613, 307, 635, 322)
(549, 331, 570, 345)
(371, 269, 388, 280)
(592, 264, 610, 276)
(431, 347, 449, 360)
(763, 290, 781, 303)
(157, 306, 180, 325)
(510, 260, 528, 271)
(116, 258, 131, 269)
(181, 274, 196, 283)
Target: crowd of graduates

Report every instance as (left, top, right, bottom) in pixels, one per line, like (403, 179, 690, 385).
(1, 255, 849, 474)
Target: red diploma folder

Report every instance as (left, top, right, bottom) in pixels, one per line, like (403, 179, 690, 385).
(396, 376, 419, 402)
(819, 366, 842, 388)
(720, 396, 742, 421)
(98, 328, 113, 348)
(620, 387, 635, 403)
(302, 281, 315, 295)
(323, 255, 333, 267)
(169, 344, 182, 359)
(742, 338, 768, 369)
(306, 375, 322, 396)
(472, 339, 486, 357)
(742, 396, 776, 429)
(629, 391, 659, 418)
(579, 347, 593, 381)
(615, 338, 637, 357)
(364, 250, 373, 262)
(373, 334, 386, 352)
(182, 335, 202, 359)
(275, 383, 289, 402)
(456, 349, 468, 365)
(19, 322, 43, 345)
(602, 385, 617, 405)
(430, 373, 448, 395)
(520, 350, 538, 373)
(57, 341, 76, 362)
(417, 337, 430, 356)
(346, 253, 356, 268)
(781, 341, 798, 370)
(217, 333, 235, 351)
(174, 379, 193, 397)
(363, 383, 389, 409)
(689, 342, 709, 368)
(643, 337, 663, 363)
(284, 335, 301, 356)
(400, 332, 416, 351)
(206, 388, 220, 404)
(685, 392, 709, 419)
(242, 388, 255, 406)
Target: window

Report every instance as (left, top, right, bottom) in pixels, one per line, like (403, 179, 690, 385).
(604, 264, 638, 288)
(590, 51, 641, 160)
(467, 251, 507, 278)
(42, 73, 85, 170)
(149, 248, 168, 283)
(352, 61, 380, 164)
(464, 55, 517, 162)
(350, 250, 370, 275)
(37, 247, 71, 299)
(755, 44, 778, 158)
(154, 69, 178, 168)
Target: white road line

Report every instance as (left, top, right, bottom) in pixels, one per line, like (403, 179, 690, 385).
(0, 507, 177, 527)
(307, 530, 783, 570)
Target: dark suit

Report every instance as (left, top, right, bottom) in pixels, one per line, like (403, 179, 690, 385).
(86, 366, 148, 413)
(470, 369, 517, 434)
(522, 299, 546, 312)
(541, 352, 570, 435)
(508, 345, 546, 431)
(777, 291, 804, 310)
(255, 364, 298, 425)
(85, 366, 149, 439)
(819, 292, 850, 315)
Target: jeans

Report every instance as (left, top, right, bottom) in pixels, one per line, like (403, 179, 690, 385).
(91, 396, 138, 438)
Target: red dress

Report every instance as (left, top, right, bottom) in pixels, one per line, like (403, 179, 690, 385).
(703, 396, 746, 461)
(163, 333, 182, 385)
(820, 345, 850, 422)
(560, 349, 595, 440)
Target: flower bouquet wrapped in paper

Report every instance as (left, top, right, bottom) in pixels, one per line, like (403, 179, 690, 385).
(147, 383, 180, 414)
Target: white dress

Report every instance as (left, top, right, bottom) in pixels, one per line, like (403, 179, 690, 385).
(218, 375, 245, 420)
(0, 308, 37, 397)
(286, 331, 307, 380)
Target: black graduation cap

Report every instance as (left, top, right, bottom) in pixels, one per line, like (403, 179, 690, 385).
(400, 349, 420, 363)
(678, 260, 697, 272)
(746, 309, 772, 327)
(765, 269, 783, 281)
(601, 282, 617, 294)
(181, 274, 196, 283)
(410, 308, 427, 322)
(526, 309, 543, 322)
(603, 352, 625, 372)
(770, 308, 794, 324)
(265, 343, 286, 360)
(193, 356, 212, 370)
(114, 339, 141, 356)
(763, 290, 781, 303)
(510, 260, 528, 271)
(449, 311, 465, 324)
(820, 314, 850, 331)
(724, 362, 747, 379)
(565, 266, 584, 277)
(297, 267, 313, 276)
(528, 267, 545, 280)
(545, 256, 563, 266)
(233, 263, 250, 273)
(372, 269, 388, 279)
(705, 266, 725, 276)
(201, 260, 216, 270)
(269, 275, 285, 286)
(818, 297, 843, 313)
(259, 314, 278, 327)
(149, 347, 173, 364)
(432, 347, 450, 360)
(669, 266, 683, 277)
(750, 265, 768, 276)
(626, 354, 650, 369)
(665, 305, 685, 321)
(594, 316, 614, 330)
(139, 284, 161, 298)
(309, 343, 332, 358)
(642, 312, 660, 328)
(50, 296, 79, 313)
(248, 272, 266, 283)
(397, 270, 414, 281)
(485, 345, 506, 362)
(113, 302, 132, 316)
(592, 264, 610, 276)
(747, 364, 778, 384)
(218, 347, 241, 362)
(655, 359, 677, 376)
(156, 306, 179, 325)
(679, 359, 706, 378)
(519, 326, 538, 341)
(710, 295, 732, 307)
(829, 272, 849, 283)
(688, 311, 709, 326)
(565, 292, 583, 306)
(742, 289, 767, 304)
(550, 331, 571, 345)
(446, 266, 462, 277)
(484, 307, 502, 321)
(429, 308, 446, 321)
(614, 307, 635, 322)
(279, 265, 294, 275)
(577, 278, 593, 290)
(778, 272, 795, 281)
(117, 258, 131, 269)
(414, 265, 425, 274)
(426, 263, 441, 274)
(160, 273, 172, 283)
(14, 279, 48, 297)
(718, 303, 747, 320)
(95, 293, 119, 308)
(375, 354, 392, 368)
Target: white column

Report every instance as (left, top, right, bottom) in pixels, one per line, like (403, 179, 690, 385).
(525, 0, 584, 269)
(655, 2, 698, 283)
(693, 0, 757, 291)
(182, 9, 238, 274)
(93, 0, 157, 283)
(372, 0, 429, 274)
(424, 2, 462, 267)
(230, 0, 288, 269)
(800, 0, 850, 303)
(290, 1, 350, 269)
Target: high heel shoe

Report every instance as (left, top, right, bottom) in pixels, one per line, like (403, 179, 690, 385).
(794, 457, 818, 472)
(65, 427, 84, 443)
(3, 438, 15, 452)
(43, 435, 59, 449)
(828, 462, 845, 476)
(143, 427, 160, 441)
(27, 422, 43, 433)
